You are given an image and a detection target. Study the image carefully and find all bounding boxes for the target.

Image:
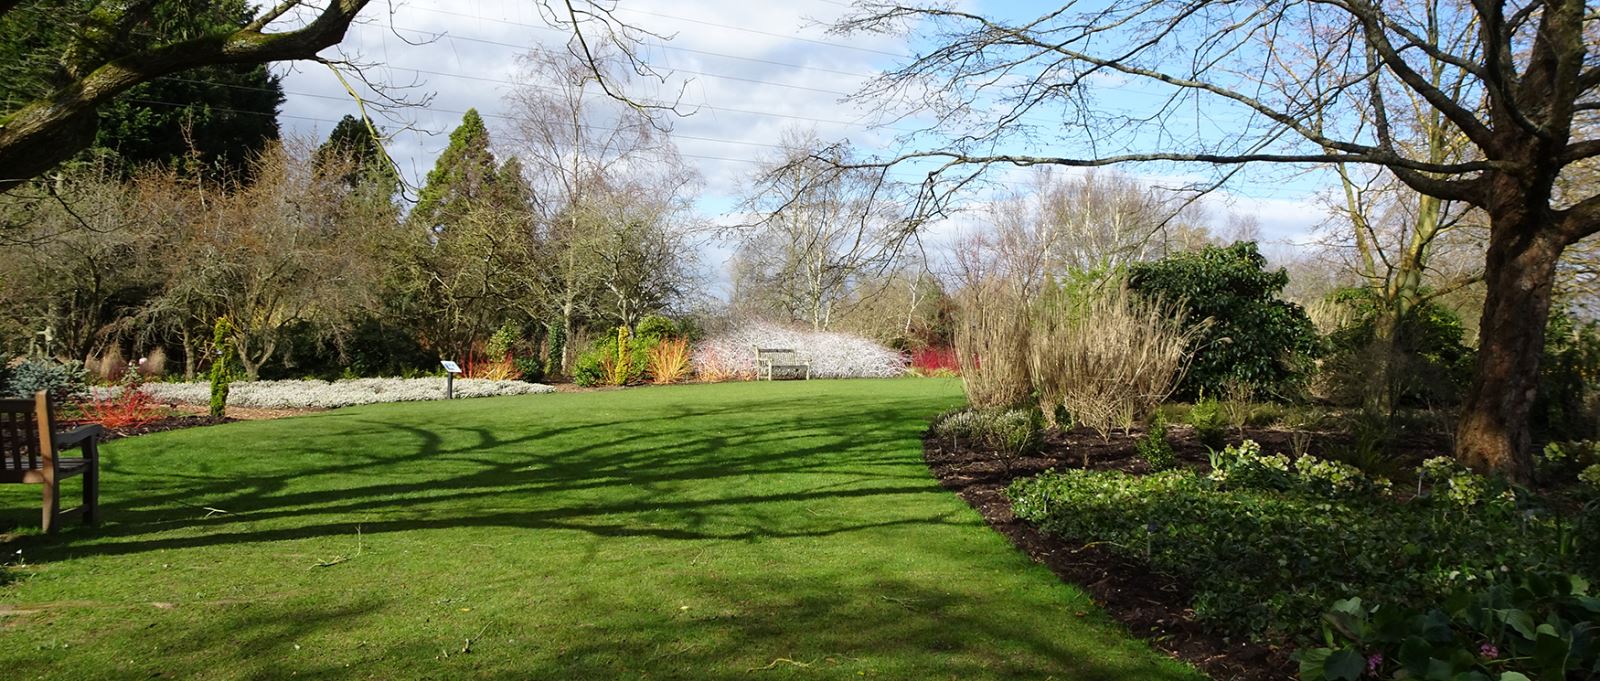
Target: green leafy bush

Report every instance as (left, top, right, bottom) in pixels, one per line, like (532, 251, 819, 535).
(1320, 287, 1475, 408)
(1189, 397, 1227, 449)
(1298, 572, 1600, 681)
(1, 357, 87, 401)
(1536, 307, 1600, 441)
(514, 356, 545, 383)
(1008, 448, 1573, 639)
(573, 327, 653, 387)
(1136, 413, 1177, 471)
(635, 315, 678, 342)
(1127, 241, 1322, 400)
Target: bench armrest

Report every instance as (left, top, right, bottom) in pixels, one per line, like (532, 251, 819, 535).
(54, 424, 104, 450)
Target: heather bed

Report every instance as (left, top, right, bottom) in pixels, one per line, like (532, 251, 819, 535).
(99, 376, 555, 410)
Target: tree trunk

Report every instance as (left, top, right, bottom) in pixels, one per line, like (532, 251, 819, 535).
(1454, 216, 1564, 480)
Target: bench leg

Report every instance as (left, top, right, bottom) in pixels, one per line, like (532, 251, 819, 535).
(83, 441, 100, 525)
(41, 479, 60, 533)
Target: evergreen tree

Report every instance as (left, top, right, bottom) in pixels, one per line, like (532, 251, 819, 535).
(315, 114, 399, 199)
(410, 109, 499, 231)
(0, 1, 284, 180)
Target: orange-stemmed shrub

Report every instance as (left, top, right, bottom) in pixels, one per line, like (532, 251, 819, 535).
(648, 339, 692, 384)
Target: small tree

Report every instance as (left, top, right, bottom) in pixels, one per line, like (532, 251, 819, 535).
(208, 317, 235, 418)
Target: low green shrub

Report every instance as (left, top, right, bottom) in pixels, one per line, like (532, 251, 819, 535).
(573, 327, 653, 387)
(931, 406, 1043, 471)
(514, 356, 545, 383)
(1298, 572, 1600, 681)
(1136, 413, 1177, 471)
(1008, 444, 1577, 639)
(1189, 397, 1227, 449)
(1, 357, 88, 401)
(1209, 440, 1390, 499)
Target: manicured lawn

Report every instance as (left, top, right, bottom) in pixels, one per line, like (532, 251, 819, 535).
(0, 379, 1199, 680)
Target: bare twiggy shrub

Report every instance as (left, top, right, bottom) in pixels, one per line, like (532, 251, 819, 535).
(1028, 285, 1199, 439)
(953, 279, 1032, 409)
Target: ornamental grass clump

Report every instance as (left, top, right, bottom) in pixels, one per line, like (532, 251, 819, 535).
(1028, 284, 1199, 438)
(953, 280, 1031, 408)
(647, 338, 692, 384)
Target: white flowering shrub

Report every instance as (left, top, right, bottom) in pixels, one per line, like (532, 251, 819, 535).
(115, 377, 553, 410)
(692, 321, 908, 379)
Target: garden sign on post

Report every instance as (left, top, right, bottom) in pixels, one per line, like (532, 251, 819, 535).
(441, 361, 462, 399)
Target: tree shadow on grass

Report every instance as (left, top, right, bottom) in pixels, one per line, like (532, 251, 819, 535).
(4, 392, 966, 560)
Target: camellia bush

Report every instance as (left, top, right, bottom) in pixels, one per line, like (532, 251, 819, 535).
(692, 321, 908, 379)
(120, 377, 554, 410)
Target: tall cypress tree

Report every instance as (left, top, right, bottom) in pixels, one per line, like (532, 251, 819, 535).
(410, 109, 498, 232)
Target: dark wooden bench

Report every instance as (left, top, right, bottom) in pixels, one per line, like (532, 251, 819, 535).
(753, 347, 811, 381)
(1, 391, 102, 532)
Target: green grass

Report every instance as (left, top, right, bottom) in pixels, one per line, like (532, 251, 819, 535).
(0, 379, 1200, 680)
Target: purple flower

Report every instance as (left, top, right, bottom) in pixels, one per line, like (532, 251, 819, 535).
(1479, 642, 1499, 659)
(1367, 653, 1383, 673)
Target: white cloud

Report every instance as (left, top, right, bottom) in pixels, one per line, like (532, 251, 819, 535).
(274, 1, 1332, 285)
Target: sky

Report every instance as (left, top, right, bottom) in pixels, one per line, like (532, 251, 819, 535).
(274, 1, 1338, 287)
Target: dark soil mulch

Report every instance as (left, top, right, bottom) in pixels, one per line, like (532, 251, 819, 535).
(66, 415, 235, 442)
(923, 424, 1342, 681)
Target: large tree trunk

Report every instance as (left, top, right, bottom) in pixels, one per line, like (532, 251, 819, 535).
(1454, 212, 1564, 480)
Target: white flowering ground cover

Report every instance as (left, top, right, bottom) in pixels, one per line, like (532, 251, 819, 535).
(114, 377, 554, 410)
(692, 321, 908, 379)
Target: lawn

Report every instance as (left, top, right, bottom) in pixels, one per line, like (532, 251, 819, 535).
(0, 379, 1200, 680)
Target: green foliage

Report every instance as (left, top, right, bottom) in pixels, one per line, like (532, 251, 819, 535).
(410, 109, 502, 231)
(514, 356, 545, 384)
(1136, 413, 1177, 471)
(1188, 397, 1227, 449)
(1298, 572, 1600, 681)
(1008, 446, 1574, 639)
(1536, 307, 1600, 441)
(486, 322, 520, 360)
(545, 322, 566, 378)
(1127, 242, 1321, 400)
(573, 327, 652, 387)
(1208, 440, 1390, 500)
(313, 114, 398, 197)
(0, 357, 87, 401)
(1323, 287, 1475, 407)
(208, 317, 235, 418)
(636, 315, 678, 342)
(0, 1, 283, 179)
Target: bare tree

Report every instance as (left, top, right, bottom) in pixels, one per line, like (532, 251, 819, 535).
(733, 132, 906, 330)
(503, 45, 691, 366)
(831, 1, 1600, 477)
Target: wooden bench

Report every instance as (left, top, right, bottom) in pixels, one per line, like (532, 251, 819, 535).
(1, 391, 102, 533)
(753, 347, 811, 381)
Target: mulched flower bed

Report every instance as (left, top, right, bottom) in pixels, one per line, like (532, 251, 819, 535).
(923, 425, 1329, 681)
(65, 415, 235, 442)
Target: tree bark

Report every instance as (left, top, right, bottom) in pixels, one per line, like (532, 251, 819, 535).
(1454, 209, 1564, 480)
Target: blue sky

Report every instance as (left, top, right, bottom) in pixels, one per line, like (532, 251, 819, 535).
(275, 1, 1337, 281)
